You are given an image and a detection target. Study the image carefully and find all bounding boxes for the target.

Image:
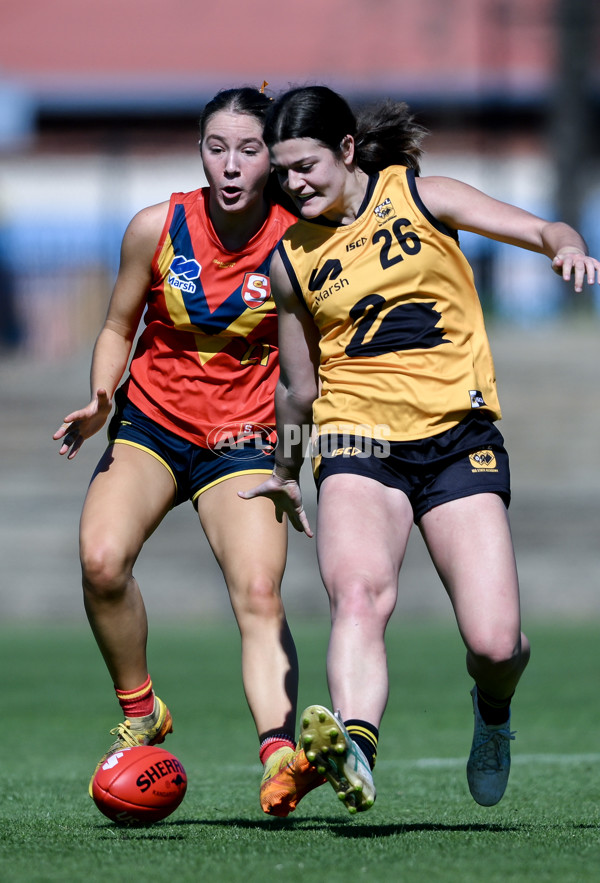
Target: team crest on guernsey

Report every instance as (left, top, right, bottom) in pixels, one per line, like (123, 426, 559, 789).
(373, 197, 397, 224)
(242, 273, 270, 309)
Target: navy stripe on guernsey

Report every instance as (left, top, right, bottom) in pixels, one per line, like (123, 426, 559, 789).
(405, 168, 459, 240)
(276, 240, 307, 308)
(169, 204, 277, 334)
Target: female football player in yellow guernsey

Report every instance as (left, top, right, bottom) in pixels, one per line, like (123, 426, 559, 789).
(53, 87, 323, 818)
(242, 85, 600, 814)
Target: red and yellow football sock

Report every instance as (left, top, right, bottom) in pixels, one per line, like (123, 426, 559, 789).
(259, 732, 296, 765)
(115, 674, 155, 719)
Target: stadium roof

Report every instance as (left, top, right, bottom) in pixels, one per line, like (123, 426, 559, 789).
(0, 0, 565, 107)
(1, 0, 598, 148)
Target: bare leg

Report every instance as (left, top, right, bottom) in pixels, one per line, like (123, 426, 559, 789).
(421, 493, 529, 805)
(316, 474, 413, 726)
(197, 473, 297, 737)
(80, 444, 176, 690)
(420, 493, 530, 698)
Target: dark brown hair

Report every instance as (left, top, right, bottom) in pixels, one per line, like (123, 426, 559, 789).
(263, 85, 428, 174)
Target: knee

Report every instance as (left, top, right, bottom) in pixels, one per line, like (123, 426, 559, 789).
(328, 575, 396, 625)
(80, 537, 132, 602)
(468, 630, 529, 673)
(233, 574, 284, 621)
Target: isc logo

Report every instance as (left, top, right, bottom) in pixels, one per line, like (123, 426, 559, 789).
(346, 237, 367, 252)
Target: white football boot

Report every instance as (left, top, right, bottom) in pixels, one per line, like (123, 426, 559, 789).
(299, 704, 376, 814)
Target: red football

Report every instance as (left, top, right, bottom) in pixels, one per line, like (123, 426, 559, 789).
(91, 745, 187, 825)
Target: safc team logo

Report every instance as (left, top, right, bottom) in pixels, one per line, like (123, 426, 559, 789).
(242, 273, 270, 309)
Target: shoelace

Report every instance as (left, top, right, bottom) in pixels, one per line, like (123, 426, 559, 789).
(473, 726, 515, 771)
(109, 720, 146, 747)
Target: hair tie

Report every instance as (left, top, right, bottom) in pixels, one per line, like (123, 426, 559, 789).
(260, 80, 269, 94)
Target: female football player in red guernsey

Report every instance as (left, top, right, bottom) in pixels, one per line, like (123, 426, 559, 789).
(54, 87, 321, 817)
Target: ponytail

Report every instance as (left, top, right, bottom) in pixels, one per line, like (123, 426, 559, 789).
(354, 100, 428, 174)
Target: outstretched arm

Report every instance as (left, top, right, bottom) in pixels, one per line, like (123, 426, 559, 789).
(239, 249, 321, 535)
(53, 202, 167, 458)
(417, 176, 600, 293)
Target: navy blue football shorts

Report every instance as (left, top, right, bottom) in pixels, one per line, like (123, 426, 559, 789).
(312, 413, 510, 522)
(107, 391, 275, 508)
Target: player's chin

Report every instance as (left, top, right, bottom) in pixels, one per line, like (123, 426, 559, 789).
(220, 191, 248, 212)
(297, 197, 322, 218)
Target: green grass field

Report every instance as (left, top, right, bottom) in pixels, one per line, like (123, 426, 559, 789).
(1, 619, 599, 882)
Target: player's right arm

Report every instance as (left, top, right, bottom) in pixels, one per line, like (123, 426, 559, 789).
(239, 249, 320, 535)
(272, 250, 320, 475)
(53, 201, 169, 459)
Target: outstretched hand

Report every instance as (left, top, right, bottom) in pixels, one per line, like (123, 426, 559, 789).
(239, 473, 313, 537)
(551, 251, 600, 293)
(53, 388, 113, 459)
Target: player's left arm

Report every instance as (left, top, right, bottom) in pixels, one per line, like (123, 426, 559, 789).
(416, 175, 600, 293)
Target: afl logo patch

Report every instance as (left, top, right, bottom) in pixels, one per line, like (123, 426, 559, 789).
(469, 450, 497, 470)
(242, 273, 270, 309)
(206, 421, 277, 459)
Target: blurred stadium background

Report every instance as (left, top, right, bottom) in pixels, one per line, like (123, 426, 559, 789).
(1, 0, 599, 623)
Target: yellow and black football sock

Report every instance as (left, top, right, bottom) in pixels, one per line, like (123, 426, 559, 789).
(476, 687, 513, 726)
(344, 719, 379, 769)
(115, 674, 155, 718)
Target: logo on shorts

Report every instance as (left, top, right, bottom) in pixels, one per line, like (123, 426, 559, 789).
(469, 389, 486, 408)
(330, 446, 363, 457)
(373, 197, 397, 224)
(469, 450, 497, 471)
(206, 422, 276, 459)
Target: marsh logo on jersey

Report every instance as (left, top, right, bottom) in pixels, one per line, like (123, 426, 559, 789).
(168, 255, 201, 293)
(308, 259, 349, 305)
(308, 259, 343, 291)
(469, 389, 486, 408)
(242, 273, 270, 309)
(469, 450, 497, 471)
(373, 197, 397, 224)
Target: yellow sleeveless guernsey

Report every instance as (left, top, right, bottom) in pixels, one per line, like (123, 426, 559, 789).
(277, 166, 501, 442)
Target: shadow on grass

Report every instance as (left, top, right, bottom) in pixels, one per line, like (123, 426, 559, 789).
(97, 817, 524, 839)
